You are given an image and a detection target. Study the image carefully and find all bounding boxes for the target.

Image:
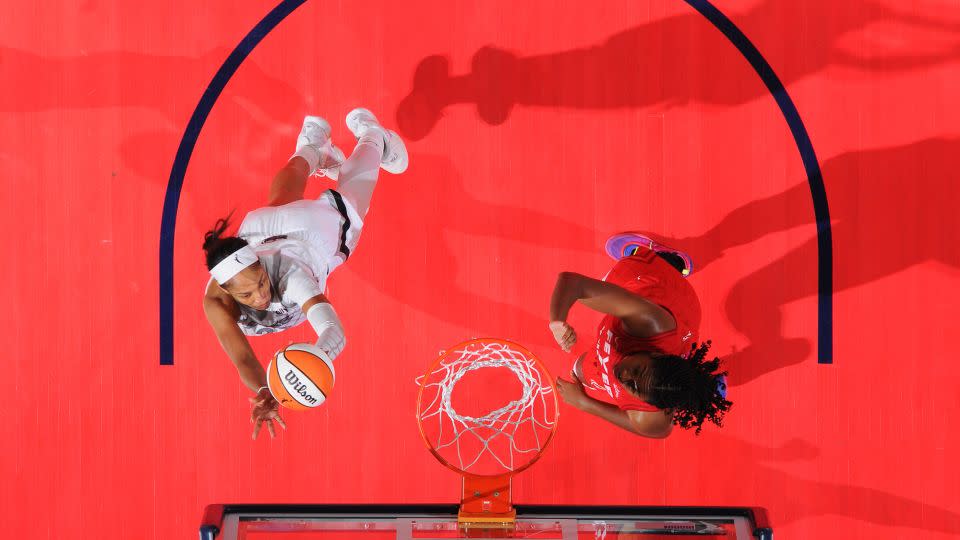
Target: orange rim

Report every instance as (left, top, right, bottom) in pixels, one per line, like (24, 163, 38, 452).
(415, 337, 559, 479)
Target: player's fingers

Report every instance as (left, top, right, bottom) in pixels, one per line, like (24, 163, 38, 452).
(267, 420, 276, 438)
(274, 415, 287, 429)
(252, 420, 262, 440)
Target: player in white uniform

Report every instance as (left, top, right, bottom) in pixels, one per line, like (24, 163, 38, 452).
(202, 109, 408, 439)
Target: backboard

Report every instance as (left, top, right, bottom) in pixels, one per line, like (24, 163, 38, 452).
(199, 504, 773, 540)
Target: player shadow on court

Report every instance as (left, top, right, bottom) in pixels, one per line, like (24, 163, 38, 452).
(1, 44, 609, 352)
(395, 1, 960, 140)
(547, 435, 960, 533)
(0, 46, 307, 184)
(350, 153, 604, 348)
(633, 138, 960, 385)
(706, 436, 960, 533)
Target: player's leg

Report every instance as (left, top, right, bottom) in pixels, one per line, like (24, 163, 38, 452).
(334, 108, 408, 219)
(267, 156, 311, 207)
(268, 116, 344, 207)
(333, 131, 383, 219)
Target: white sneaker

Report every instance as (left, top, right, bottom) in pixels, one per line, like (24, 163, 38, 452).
(345, 108, 408, 174)
(296, 115, 344, 180)
(316, 145, 345, 180)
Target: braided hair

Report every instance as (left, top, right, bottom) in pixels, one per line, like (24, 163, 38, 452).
(202, 213, 252, 274)
(644, 341, 731, 435)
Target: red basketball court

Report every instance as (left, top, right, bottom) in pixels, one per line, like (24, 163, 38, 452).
(3, 1, 959, 538)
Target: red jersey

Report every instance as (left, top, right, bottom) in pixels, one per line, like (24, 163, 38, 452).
(578, 249, 702, 412)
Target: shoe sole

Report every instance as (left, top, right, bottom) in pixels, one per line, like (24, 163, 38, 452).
(304, 115, 332, 139)
(604, 232, 693, 276)
(346, 108, 408, 174)
(302, 115, 338, 179)
(315, 145, 345, 181)
(345, 108, 376, 138)
(381, 129, 408, 174)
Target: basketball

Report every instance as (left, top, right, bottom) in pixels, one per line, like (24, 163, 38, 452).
(267, 343, 335, 410)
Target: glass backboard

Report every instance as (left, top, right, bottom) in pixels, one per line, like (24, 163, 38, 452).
(199, 504, 772, 540)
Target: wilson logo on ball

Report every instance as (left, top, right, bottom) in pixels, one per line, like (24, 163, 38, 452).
(284, 370, 319, 405)
(267, 344, 336, 410)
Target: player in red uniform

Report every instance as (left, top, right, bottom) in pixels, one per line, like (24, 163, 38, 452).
(549, 233, 731, 438)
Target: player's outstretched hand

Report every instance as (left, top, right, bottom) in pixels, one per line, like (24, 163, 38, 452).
(556, 372, 589, 410)
(249, 388, 287, 440)
(549, 320, 577, 352)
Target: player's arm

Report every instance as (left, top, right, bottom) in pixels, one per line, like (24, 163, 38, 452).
(549, 272, 676, 337)
(202, 285, 267, 393)
(279, 264, 346, 361)
(557, 375, 675, 438)
(578, 394, 674, 438)
(626, 409, 675, 439)
(301, 294, 345, 360)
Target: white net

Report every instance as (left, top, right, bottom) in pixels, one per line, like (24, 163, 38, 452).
(417, 339, 558, 476)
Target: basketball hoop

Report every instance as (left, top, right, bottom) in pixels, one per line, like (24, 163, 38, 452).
(416, 338, 559, 525)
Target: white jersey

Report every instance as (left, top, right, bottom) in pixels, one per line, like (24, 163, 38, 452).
(231, 238, 323, 335)
(231, 192, 364, 336)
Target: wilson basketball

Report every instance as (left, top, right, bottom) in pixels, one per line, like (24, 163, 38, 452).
(267, 343, 335, 410)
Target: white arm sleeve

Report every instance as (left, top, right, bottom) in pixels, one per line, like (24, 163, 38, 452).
(306, 302, 345, 361)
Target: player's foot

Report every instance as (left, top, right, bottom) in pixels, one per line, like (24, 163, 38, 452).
(716, 374, 728, 400)
(604, 232, 694, 277)
(345, 108, 408, 174)
(315, 145, 345, 180)
(296, 115, 344, 180)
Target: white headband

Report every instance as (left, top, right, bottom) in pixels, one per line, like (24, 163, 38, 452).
(210, 245, 259, 285)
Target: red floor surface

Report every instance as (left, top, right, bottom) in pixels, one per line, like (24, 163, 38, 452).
(3, 1, 960, 538)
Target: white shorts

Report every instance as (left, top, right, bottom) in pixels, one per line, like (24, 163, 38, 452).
(238, 190, 364, 274)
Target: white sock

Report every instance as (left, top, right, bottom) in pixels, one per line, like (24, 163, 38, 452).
(357, 126, 387, 158)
